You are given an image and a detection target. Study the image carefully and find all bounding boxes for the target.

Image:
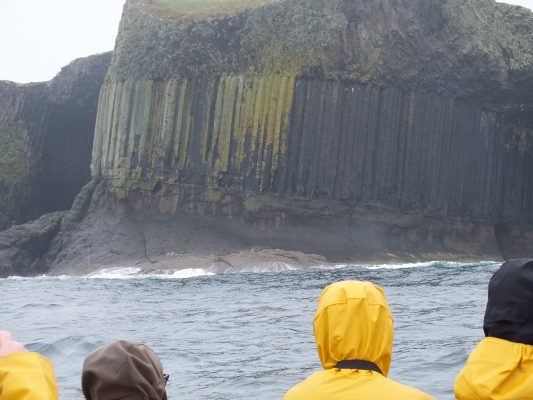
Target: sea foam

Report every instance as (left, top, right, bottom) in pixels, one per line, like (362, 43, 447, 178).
(0, 260, 500, 281)
(84, 267, 214, 280)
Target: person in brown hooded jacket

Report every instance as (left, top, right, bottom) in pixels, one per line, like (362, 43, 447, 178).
(82, 340, 168, 400)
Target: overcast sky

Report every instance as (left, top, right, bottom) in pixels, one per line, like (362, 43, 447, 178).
(0, 0, 126, 83)
(0, 0, 532, 83)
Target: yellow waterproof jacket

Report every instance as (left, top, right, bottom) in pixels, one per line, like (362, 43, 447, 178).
(284, 280, 434, 400)
(455, 337, 533, 400)
(0, 352, 58, 400)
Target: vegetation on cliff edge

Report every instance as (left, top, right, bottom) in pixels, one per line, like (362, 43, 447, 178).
(0, 131, 32, 227)
(151, 0, 281, 17)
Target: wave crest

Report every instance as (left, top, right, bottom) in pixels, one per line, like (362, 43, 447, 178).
(83, 267, 214, 280)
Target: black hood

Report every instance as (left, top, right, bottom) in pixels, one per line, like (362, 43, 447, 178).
(484, 259, 533, 345)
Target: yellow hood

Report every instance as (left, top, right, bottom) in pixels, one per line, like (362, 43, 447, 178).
(455, 337, 533, 400)
(313, 280, 393, 376)
(0, 352, 58, 400)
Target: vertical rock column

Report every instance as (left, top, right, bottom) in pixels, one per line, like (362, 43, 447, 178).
(92, 74, 295, 193)
(92, 75, 533, 224)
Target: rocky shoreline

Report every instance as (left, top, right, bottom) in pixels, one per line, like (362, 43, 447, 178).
(0, 179, 505, 278)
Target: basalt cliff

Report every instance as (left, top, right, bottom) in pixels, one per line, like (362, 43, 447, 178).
(0, 54, 111, 276)
(3, 0, 533, 276)
(0, 53, 111, 228)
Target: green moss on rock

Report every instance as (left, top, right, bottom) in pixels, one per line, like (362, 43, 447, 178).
(0, 131, 30, 188)
(0, 131, 32, 227)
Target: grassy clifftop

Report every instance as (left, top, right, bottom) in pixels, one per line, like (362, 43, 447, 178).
(150, 0, 281, 18)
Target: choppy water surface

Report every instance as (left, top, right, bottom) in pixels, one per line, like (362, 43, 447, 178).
(1, 261, 499, 399)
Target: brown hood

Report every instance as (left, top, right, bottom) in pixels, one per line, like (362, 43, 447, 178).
(82, 340, 167, 400)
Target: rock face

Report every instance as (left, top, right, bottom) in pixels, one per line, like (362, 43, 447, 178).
(0, 53, 111, 229)
(0, 212, 65, 278)
(111, 0, 533, 104)
(12, 0, 533, 274)
(93, 77, 531, 223)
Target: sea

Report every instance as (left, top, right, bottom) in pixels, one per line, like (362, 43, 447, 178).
(1, 260, 500, 399)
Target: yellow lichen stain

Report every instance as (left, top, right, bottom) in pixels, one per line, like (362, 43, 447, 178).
(201, 79, 217, 163)
(205, 184, 223, 203)
(150, 83, 166, 176)
(236, 77, 256, 171)
(251, 77, 266, 159)
(160, 79, 179, 170)
(101, 74, 297, 200)
(254, 75, 277, 188)
(271, 75, 287, 183)
(280, 76, 295, 157)
(266, 76, 281, 151)
(255, 75, 276, 188)
(115, 186, 130, 200)
(209, 78, 226, 169)
(230, 76, 245, 170)
(174, 80, 188, 170)
(137, 79, 155, 168)
(215, 77, 238, 173)
(132, 167, 143, 180)
(243, 197, 265, 214)
(179, 82, 193, 170)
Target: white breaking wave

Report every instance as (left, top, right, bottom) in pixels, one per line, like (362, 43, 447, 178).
(84, 267, 142, 279)
(361, 260, 499, 270)
(1, 260, 500, 281)
(363, 261, 439, 270)
(311, 264, 353, 270)
(5, 275, 30, 281)
(167, 268, 215, 279)
(308, 262, 436, 270)
(83, 267, 214, 280)
(5, 274, 72, 281)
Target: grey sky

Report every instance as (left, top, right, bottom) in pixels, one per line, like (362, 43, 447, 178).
(0, 0, 126, 83)
(0, 0, 531, 83)
(501, 0, 533, 7)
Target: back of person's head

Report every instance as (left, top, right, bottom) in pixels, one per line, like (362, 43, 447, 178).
(483, 258, 533, 345)
(313, 280, 393, 376)
(82, 340, 168, 400)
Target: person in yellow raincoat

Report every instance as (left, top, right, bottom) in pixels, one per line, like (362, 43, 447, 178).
(455, 258, 533, 400)
(0, 331, 58, 400)
(284, 280, 434, 400)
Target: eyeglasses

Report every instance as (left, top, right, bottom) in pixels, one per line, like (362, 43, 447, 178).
(163, 374, 170, 385)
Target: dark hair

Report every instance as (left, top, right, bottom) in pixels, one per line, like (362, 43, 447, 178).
(483, 259, 533, 345)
